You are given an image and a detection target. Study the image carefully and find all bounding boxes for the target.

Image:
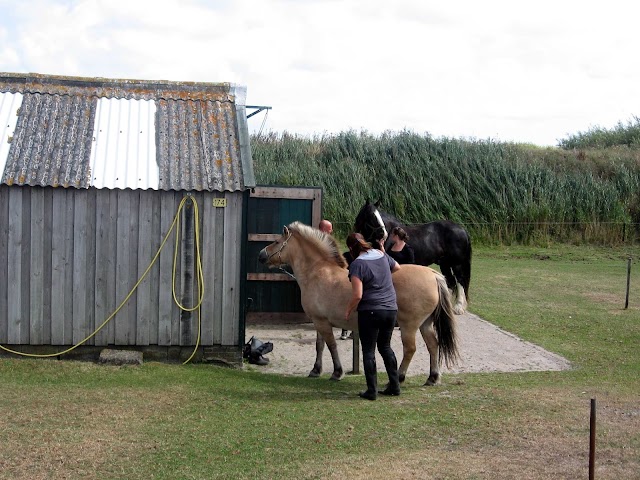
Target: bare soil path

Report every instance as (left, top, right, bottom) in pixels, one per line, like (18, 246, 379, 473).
(245, 312, 571, 377)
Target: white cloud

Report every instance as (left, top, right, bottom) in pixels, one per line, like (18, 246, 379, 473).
(1, 0, 639, 145)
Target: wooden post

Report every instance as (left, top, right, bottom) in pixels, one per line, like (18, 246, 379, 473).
(352, 332, 360, 374)
(625, 257, 632, 309)
(589, 398, 596, 480)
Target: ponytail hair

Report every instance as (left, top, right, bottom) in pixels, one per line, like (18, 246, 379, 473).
(346, 232, 372, 258)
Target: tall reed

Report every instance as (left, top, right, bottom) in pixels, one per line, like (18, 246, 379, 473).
(558, 116, 640, 149)
(251, 130, 640, 244)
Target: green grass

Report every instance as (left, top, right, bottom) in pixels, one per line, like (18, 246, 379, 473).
(1, 245, 639, 479)
(471, 245, 639, 394)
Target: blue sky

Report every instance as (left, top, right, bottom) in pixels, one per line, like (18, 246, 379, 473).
(1, 0, 639, 146)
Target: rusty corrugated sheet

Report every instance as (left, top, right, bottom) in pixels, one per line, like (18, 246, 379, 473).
(157, 98, 243, 191)
(0, 72, 235, 101)
(2, 92, 96, 188)
(0, 72, 253, 191)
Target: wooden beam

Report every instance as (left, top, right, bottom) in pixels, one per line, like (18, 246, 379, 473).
(248, 233, 280, 242)
(247, 273, 296, 281)
(250, 186, 319, 200)
(245, 312, 309, 325)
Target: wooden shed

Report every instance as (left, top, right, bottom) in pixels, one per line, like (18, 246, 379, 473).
(0, 72, 254, 364)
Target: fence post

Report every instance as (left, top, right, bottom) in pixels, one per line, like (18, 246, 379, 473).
(625, 257, 632, 309)
(352, 332, 360, 374)
(589, 398, 596, 480)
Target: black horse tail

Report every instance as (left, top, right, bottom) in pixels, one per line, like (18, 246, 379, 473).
(461, 242, 472, 300)
(433, 274, 460, 368)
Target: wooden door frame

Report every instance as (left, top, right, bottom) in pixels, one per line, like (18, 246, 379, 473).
(244, 186, 322, 324)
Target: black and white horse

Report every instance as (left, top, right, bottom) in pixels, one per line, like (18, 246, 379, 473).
(354, 200, 471, 314)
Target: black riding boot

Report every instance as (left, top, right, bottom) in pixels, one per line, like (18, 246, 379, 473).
(379, 368, 401, 395)
(379, 346, 401, 396)
(360, 356, 377, 400)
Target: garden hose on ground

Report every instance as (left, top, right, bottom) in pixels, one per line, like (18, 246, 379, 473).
(0, 195, 205, 365)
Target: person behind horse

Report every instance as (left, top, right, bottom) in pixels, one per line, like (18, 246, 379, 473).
(345, 233, 401, 400)
(387, 226, 415, 265)
(318, 219, 333, 235)
(339, 249, 355, 340)
(318, 219, 352, 340)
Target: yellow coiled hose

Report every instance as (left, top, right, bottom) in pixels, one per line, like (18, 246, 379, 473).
(0, 195, 205, 365)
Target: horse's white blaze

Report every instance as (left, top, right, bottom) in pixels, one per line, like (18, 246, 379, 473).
(373, 208, 388, 240)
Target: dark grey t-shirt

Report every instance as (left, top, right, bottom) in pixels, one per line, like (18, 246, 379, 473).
(348, 250, 397, 311)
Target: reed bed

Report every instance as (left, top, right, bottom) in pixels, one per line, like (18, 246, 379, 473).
(251, 130, 640, 244)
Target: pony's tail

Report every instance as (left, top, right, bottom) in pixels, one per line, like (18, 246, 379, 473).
(434, 274, 460, 368)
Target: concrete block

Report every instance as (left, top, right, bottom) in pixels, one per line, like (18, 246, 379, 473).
(98, 349, 143, 366)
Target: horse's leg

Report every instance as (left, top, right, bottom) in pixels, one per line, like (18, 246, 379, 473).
(314, 321, 344, 381)
(419, 318, 441, 386)
(456, 250, 472, 302)
(398, 325, 418, 383)
(441, 262, 466, 314)
(309, 331, 324, 378)
(451, 282, 467, 314)
(451, 264, 468, 314)
(438, 262, 457, 291)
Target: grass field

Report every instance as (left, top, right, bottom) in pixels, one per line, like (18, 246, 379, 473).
(0, 245, 638, 479)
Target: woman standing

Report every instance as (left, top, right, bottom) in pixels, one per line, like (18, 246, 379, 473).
(345, 233, 401, 400)
(387, 226, 415, 264)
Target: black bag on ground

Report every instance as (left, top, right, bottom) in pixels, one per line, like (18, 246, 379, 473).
(243, 336, 273, 365)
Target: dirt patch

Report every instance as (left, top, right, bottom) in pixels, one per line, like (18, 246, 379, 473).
(245, 312, 571, 377)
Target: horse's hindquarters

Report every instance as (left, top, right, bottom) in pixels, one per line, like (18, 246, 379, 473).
(393, 265, 440, 324)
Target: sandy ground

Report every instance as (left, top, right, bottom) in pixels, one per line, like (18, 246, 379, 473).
(244, 312, 571, 378)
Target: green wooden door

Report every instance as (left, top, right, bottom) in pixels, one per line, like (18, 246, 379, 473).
(244, 186, 322, 324)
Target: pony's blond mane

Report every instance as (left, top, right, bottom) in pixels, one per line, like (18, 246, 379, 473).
(288, 221, 348, 268)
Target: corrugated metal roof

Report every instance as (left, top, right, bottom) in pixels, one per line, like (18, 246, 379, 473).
(0, 91, 21, 179)
(0, 72, 255, 191)
(90, 98, 159, 190)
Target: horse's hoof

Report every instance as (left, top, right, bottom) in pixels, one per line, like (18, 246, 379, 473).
(308, 370, 321, 378)
(424, 373, 441, 386)
(453, 306, 465, 315)
(398, 373, 406, 384)
(329, 372, 344, 381)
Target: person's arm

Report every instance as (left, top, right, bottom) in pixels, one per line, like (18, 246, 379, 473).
(387, 254, 400, 273)
(345, 276, 363, 320)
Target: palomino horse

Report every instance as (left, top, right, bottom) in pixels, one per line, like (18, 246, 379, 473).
(258, 221, 459, 385)
(354, 200, 472, 314)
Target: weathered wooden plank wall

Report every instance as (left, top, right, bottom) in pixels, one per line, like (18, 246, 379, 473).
(0, 185, 243, 348)
(221, 192, 243, 344)
(0, 185, 8, 342)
